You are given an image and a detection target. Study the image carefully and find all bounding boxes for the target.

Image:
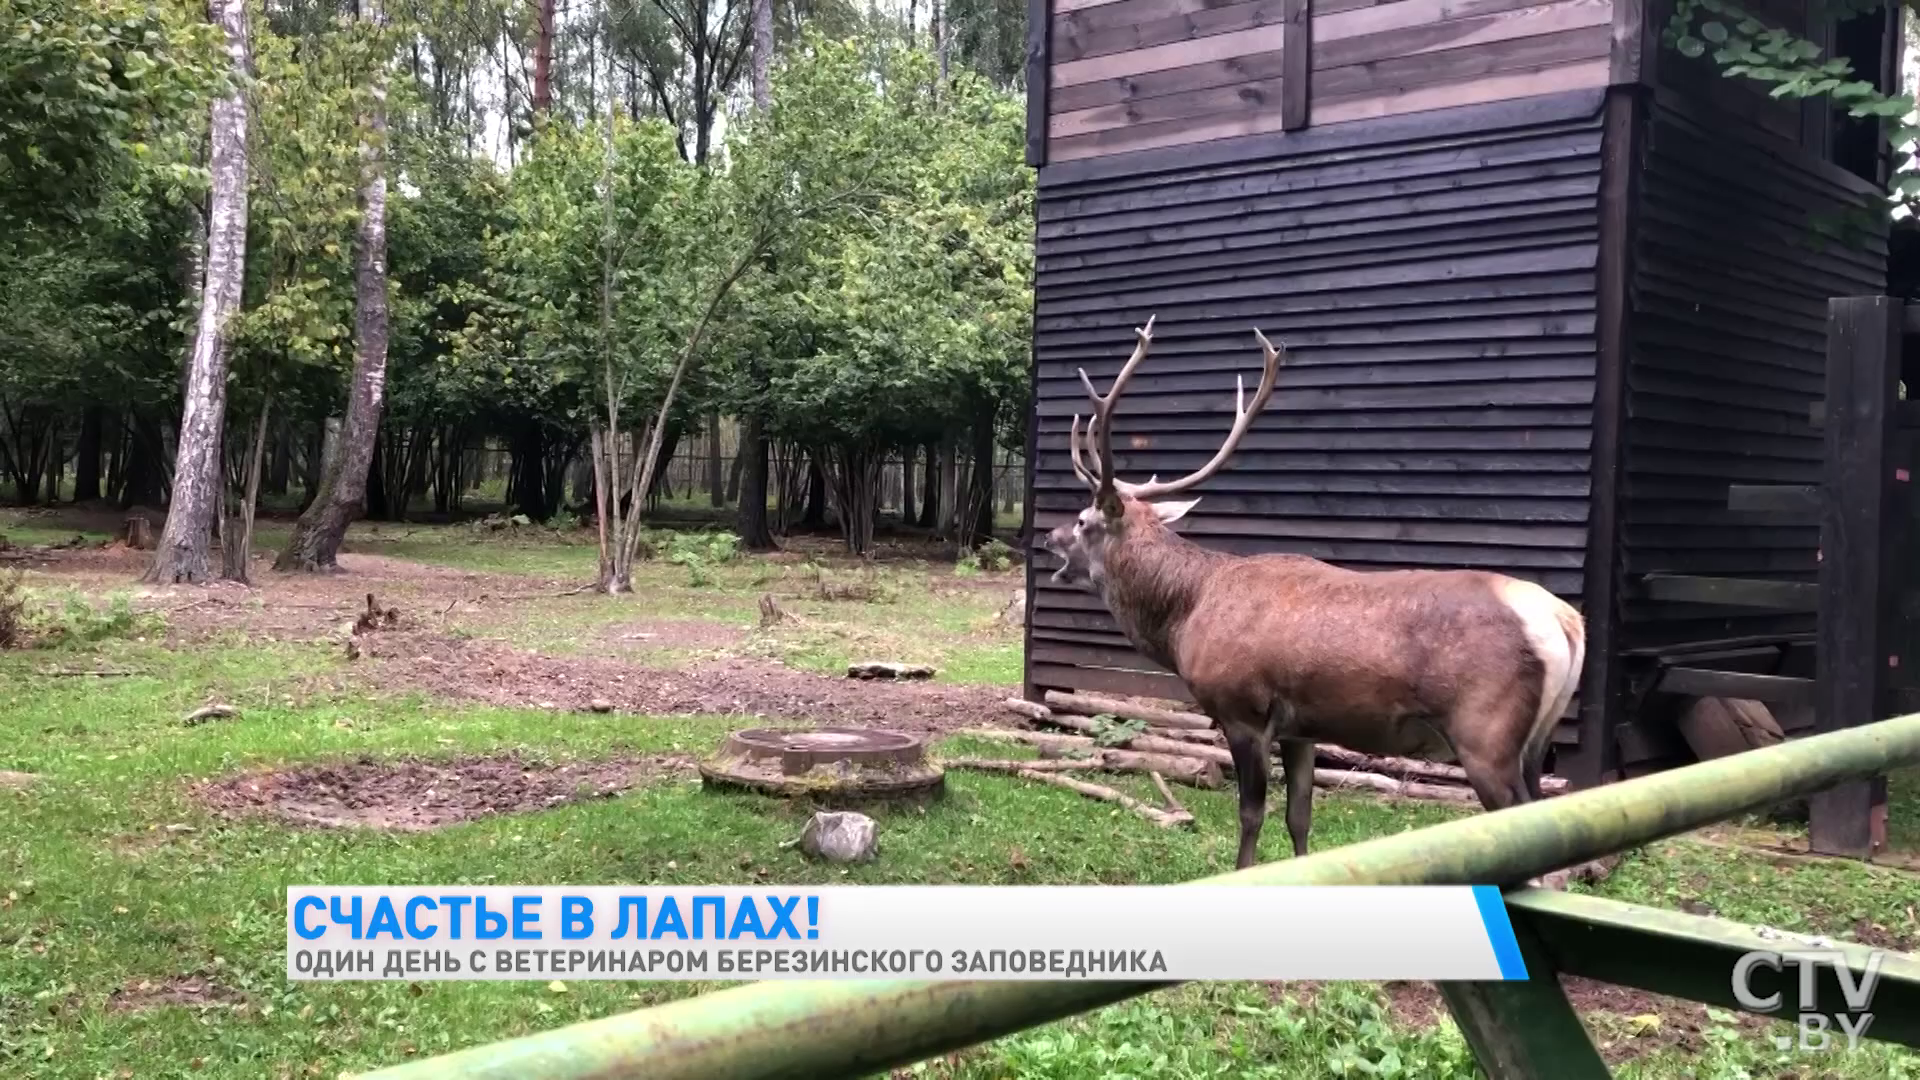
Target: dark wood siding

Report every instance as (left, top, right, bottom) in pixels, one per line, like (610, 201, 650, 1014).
(1046, 0, 1613, 162)
(1617, 88, 1887, 654)
(1026, 91, 1608, 710)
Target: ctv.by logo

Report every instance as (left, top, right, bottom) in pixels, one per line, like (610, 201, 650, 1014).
(1731, 947, 1886, 1052)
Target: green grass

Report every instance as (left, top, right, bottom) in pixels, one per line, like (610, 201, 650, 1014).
(1, 509, 1917, 1078)
(3, 636, 1915, 1079)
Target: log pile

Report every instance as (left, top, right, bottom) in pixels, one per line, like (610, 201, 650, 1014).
(996, 693, 1574, 805)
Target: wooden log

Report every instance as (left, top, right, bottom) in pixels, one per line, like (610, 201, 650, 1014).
(1041, 690, 1214, 731)
(181, 703, 239, 726)
(847, 661, 935, 680)
(1038, 713, 1237, 767)
(950, 732, 1223, 788)
(1311, 768, 1482, 804)
(1016, 768, 1194, 829)
(1002, 697, 1053, 723)
(1151, 771, 1187, 817)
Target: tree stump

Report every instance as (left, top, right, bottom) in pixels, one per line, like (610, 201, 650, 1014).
(123, 515, 156, 551)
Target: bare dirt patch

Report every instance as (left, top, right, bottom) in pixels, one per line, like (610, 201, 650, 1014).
(358, 629, 1014, 733)
(196, 752, 695, 831)
(1380, 977, 1774, 1065)
(108, 974, 247, 1013)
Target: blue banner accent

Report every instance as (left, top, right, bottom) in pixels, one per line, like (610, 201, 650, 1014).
(1471, 885, 1528, 980)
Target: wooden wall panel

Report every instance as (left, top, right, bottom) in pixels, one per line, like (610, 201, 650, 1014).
(1047, 0, 1614, 163)
(1025, 92, 1607, 730)
(1618, 89, 1887, 652)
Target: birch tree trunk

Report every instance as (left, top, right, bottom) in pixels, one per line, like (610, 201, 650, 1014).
(275, 2, 390, 572)
(736, 0, 778, 550)
(144, 0, 250, 585)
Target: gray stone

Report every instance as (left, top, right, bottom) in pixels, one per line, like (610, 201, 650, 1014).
(798, 811, 877, 863)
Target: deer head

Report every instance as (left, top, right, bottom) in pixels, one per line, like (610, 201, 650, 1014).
(1034, 316, 1286, 589)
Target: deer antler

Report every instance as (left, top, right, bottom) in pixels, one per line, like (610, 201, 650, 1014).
(1116, 328, 1285, 500)
(1074, 316, 1156, 503)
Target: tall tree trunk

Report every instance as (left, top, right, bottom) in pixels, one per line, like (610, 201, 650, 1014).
(266, 415, 291, 494)
(900, 445, 917, 525)
(145, 0, 250, 585)
(917, 441, 938, 528)
(299, 422, 324, 511)
(276, 11, 389, 571)
(737, 0, 778, 550)
(75, 407, 102, 502)
(707, 413, 724, 506)
(364, 438, 390, 520)
(122, 414, 165, 510)
(751, 0, 773, 108)
(803, 456, 828, 529)
(939, 437, 960, 538)
(532, 0, 555, 116)
(220, 399, 270, 582)
(967, 399, 996, 546)
(507, 420, 547, 521)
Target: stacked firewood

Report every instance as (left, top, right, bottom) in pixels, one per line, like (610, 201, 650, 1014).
(957, 690, 1569, 807)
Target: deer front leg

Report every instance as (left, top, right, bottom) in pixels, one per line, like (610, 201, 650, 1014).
(1277, 738, 1315, 858)
(1221, 724, 1271, 870)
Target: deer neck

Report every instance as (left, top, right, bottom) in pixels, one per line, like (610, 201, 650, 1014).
(1095, 527, 1224, 672)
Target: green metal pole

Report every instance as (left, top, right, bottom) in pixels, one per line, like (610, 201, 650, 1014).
(355, 712, 1920, 1080)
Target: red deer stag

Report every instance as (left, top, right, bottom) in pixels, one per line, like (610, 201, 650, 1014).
(1033, 317, 1586, 870)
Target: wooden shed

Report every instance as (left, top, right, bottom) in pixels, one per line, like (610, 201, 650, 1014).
(1017, 0, 1905, 788)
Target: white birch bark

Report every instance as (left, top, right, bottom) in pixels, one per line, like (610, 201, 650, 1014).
(145, 0, 251, 585)
(276, 0, 391, 571)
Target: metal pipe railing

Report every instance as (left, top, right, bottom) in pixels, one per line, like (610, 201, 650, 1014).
(355, 711, 1920, 1080)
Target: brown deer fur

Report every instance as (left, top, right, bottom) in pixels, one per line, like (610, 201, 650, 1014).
(1034, 318, 1587, 870)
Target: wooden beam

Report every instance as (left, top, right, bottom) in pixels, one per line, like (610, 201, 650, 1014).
(1561, 86, 1640, 791)
(1726, 484, 1821, 515)
(1025, 0, 1052, 167)
(1654, 668, 1814, 707)
(1638, 574, 1819, 612)
(1814, 295, 1902, 859)
(1437, 906, 1613, 1080)
(1508, 888, 1920, 1049)
(1281, 0, 1309, 130)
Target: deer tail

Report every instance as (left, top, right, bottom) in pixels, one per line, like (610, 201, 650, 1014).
(1527, 600, 1587, 771)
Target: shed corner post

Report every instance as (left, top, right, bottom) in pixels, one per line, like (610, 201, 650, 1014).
(1564, 85, 1647, 790)
(1024, 0, 1051, 168)
(1812, 294, 1902, 858)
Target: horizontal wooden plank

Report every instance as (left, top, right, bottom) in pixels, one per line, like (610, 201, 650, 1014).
(1052, 0, 1288, 65)
(1725, 484, 1820, 514)
(1310, 58, 1610, 126)
(1050, 75, 1291, 140)
(1314, 0, 1610, 71)
(1313, 26, 1612, 105)
(1637, 574, 1819, 612)
(1313, 0, 1562, 44)
(1052, 25, 1289, 93)
(1654, 668, 1815, 706)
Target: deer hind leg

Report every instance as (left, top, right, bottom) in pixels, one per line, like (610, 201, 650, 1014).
(1445, 690, 1538, 813)
(1277, 738, 1315, 858)
(1220, 722, 1272, 870)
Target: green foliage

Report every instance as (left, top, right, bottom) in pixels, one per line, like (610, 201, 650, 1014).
(0, 0, 226, 231)
(1088, 713, 1149, 747)
(11, 586, 160, 649)
(659, 529, 742, 587)
(1663, 0, 1920, 215)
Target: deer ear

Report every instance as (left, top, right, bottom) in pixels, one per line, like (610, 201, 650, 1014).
(1150, 498, 1201, 524)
